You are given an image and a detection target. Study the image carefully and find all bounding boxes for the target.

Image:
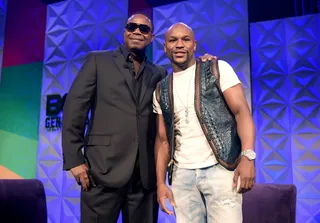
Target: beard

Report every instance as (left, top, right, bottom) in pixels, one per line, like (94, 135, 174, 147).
(170, 51, 191, 70)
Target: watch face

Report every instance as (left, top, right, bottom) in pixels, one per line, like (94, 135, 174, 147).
(248, 153, 255, 159)
(246, 150, 256, 160)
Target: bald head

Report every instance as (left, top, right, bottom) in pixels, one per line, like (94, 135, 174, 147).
(165, 22, 194, 40)
(164, 22, 196, 72)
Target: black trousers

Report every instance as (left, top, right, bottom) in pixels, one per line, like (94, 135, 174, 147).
(80, 155, 158, 223)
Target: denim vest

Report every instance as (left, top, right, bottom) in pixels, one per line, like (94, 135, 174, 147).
(156, 59, 241, 185)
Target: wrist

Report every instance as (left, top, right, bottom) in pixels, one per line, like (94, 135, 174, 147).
(157, 182, 167, 187)
(240, 149, 256, 161)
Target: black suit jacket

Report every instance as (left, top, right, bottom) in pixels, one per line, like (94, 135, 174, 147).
(62, 47, 167, 189)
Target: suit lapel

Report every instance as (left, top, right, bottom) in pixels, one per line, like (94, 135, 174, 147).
(112, 49, 137, 103)
(139, 63, 153, 104)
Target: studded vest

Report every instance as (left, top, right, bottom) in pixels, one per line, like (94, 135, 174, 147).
(156, 59, 241, 185)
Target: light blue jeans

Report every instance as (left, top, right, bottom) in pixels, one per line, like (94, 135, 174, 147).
(172, 164, 242, 223)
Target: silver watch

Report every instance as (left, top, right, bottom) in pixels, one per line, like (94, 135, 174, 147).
(241, 149, 256, 161)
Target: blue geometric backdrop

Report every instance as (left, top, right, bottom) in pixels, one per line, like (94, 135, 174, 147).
(36, 0, 128, 222)
(0, 0, 7, 82)
(152, 0, 251, 222)
(251, 14, 320, 223)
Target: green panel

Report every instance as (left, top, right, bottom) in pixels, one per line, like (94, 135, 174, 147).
(0, 62, 42, 140)
(0, 62, 42, 178)
(0, 130, 37, 178)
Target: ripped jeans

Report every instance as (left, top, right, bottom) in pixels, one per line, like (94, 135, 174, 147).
(172, 164, 242, 223)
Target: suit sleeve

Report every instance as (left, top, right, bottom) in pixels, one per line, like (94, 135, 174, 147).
(62, 52, 97, 170)
(160, 66, 168, 79)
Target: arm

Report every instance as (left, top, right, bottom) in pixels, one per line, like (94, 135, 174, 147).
(217, 60, 255, 151)
(223, 85, 255, 151)
(152, 89, 175, 215)
(154, 114, 170, 186)
(223, 84, 256, 192)
(62, 52, 97, 170)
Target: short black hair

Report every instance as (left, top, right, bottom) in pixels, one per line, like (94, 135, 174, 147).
(127, 11, 154, 32)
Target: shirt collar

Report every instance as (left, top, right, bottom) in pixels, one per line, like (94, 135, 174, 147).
(120, 44, 147, 62)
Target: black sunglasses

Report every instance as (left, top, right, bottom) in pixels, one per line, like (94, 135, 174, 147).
(125, 23, 152, 34)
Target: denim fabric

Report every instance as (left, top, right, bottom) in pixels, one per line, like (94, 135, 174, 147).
(172, 164, 242, 223)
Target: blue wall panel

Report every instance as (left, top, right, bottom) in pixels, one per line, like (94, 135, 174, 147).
(251, 14, 320, 223)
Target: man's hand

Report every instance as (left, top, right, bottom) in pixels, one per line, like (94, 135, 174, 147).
(233, 156, 255, 193)
(198, 53, 217, 62)
(157, 183, 176, 216)
(70, 164, 90, 191)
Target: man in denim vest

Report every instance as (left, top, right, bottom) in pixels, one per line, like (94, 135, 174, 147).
(153, 22, 256, 223)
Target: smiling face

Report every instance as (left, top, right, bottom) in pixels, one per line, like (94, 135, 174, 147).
(164, 23, 196, 71)
(124, 14, 154, 54)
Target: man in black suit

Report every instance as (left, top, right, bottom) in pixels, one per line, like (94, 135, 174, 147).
(62, 13, 164, 223)
(62, 13, 214, 223)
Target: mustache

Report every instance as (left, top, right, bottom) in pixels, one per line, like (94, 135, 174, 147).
(171, 51, 189, 56)
(172, 50, 187, 53)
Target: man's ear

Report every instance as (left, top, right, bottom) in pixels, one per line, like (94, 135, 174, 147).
(164, 42, 167, 53)
(150, 33, 155, 42)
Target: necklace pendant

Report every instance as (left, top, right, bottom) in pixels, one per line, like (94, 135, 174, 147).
(185, 109, 189, 124)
